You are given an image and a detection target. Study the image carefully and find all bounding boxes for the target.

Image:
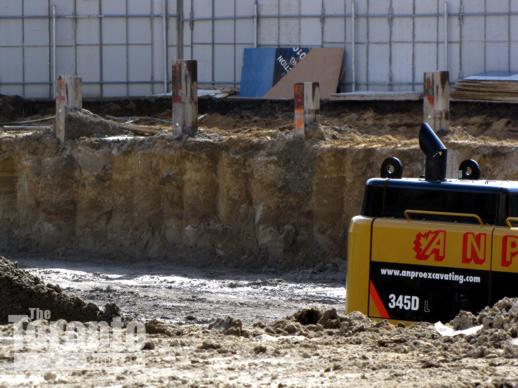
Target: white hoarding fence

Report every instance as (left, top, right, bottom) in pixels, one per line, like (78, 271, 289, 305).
(0, 0, 517, 99)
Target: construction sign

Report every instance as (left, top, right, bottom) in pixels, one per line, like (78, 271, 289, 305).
(240, 47, 343, 99)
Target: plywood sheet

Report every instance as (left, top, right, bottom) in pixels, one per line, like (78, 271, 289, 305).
(265, 48, 344, 99)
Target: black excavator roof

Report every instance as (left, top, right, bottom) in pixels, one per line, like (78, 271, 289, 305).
(366, 177, 518, 194)
(360, 123, 518, 226)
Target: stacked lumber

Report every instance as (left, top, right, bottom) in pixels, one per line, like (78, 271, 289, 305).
(452, 74, 518, 103)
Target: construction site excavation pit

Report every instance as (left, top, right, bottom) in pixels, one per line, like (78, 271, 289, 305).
(3, 96, 518, 385)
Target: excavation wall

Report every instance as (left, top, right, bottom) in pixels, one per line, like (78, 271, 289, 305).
(1, 131, 518, 269)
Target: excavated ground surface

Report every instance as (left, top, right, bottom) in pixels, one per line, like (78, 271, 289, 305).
(2, 263, 518, 387)
(2, 96, 518, 385)
(2, 97, 518, 270)
(15, 256, 344, 325)
(1, 256, 518, 386)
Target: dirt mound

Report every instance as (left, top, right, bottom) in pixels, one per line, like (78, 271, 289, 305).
(0, 256, 119, 323)
(63, 109, 132, 139)
(264, 308, 381, 338)
(453, 297, 518, 357)
(209, 316, 246, 337)
(205, 300, 518, 359)
(475, 297, 518, 330)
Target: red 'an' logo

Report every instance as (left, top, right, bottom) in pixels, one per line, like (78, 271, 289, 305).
(413, 230, 446, 261)
(462, 232, 486, 265)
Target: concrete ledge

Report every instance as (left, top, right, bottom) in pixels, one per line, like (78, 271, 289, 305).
(330, 91, 423, 101)
(451, 98, 518, 105)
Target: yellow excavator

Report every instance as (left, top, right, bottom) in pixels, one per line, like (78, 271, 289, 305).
(347, 123, 518, 322)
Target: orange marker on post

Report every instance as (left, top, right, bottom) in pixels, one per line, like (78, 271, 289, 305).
(293, 82, 320, 139)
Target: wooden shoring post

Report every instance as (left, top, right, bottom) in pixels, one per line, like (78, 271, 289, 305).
(55, 75, 82, 143)
(172, 60, 198, 138)
(423, 71, 450, 132)
(294, 82, 320, 139)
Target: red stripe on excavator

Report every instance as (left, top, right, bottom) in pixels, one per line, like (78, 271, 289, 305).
(369, 281, 390, 319)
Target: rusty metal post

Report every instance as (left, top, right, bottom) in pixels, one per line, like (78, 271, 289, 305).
(294, 82, 320, 139)
(423, 71, 450, 132)
(55, 75, 82, 142)
(172, 60, 198, 138)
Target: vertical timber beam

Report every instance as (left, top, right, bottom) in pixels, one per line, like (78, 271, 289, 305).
(423, 71, 450, 132)
(458, 0, 464, 80)
(176, 0, 183, 60)
(55, 75, 83, 142)
(294, 82, 320, 140)
(351, 0, 356, 91)
(172, 60, 198, 138)
(388, 0, 393, 90)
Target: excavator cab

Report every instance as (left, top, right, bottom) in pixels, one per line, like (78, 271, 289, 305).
(346, 123, 518, 322)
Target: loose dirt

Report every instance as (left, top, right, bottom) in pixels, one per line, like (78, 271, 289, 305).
(4, 94, 518, 147)
(0, 256, 119, 324)
(0, 257, 517, 386)
(2, 292, 518, 386)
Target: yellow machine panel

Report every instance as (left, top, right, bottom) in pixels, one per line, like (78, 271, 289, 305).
(367, 218, 494, 321)
(490, 226, 518, 302)
(492, 227, 518, 273)
(346, 216, 372, 314)
(372, 218, 493, 271)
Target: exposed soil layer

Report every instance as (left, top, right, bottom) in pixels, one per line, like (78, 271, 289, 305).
(2, 96, 518, 269)
(0, 256, 119, 323)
